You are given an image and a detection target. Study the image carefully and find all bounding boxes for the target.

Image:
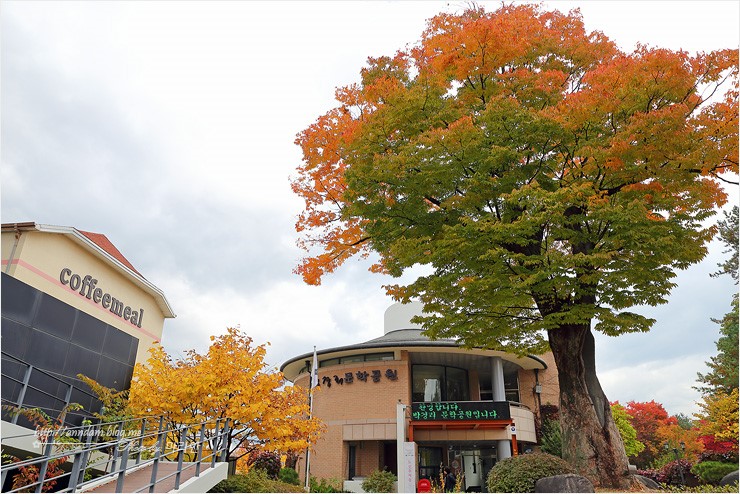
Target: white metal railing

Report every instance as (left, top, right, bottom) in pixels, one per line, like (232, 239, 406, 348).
(1, 413, 231, 493)
(1, 351, 100, 427)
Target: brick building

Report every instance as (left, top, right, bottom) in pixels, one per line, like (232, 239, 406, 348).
(281, 302, 560, 492)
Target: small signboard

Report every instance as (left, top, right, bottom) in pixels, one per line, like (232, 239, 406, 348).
(411, 401, 511, 421)
(403, 442, 417, 492)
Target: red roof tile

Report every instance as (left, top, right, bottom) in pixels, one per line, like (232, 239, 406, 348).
(78, 230, 143, 277)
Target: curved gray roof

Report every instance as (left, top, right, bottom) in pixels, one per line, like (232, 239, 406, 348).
(280, 328, 547, 381)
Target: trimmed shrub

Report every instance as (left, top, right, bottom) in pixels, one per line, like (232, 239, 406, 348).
(309, 476, 343, 493)
(248, 451, 281, 479)
(279, 467, 300, 485)
(362, 469, 397, 493)
(487, 453, 576, 493)
(691, 461, 739, 485)
(208, 469, 304, 492)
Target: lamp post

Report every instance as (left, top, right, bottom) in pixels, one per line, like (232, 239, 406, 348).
(664, 442, 686, 484)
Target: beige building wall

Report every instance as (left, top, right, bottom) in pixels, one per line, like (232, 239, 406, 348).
(517, 351, 560, 413)
(2, 229, 169, 363)
(296, 355, 410, 481)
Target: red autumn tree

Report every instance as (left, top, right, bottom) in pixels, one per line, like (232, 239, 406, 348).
(625, 401, 680, 468)
(293, 4, 738, 488)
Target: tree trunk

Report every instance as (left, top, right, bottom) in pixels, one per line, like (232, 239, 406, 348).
(547, 324, 637, 489)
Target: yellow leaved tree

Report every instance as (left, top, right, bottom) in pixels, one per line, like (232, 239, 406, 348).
(129, 328, 323, 461)
(695, 388, 739, 445)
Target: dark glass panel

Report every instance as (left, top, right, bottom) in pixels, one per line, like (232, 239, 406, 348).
(1, 318, 31, 362)
(1, 273, 39, 326)
(34, 293, 75, 339)
(69, 387, 95, 417)
(71, 311, 106, 352)
(64, 344, 101, 384)
(28, 369, 65, 403)
(128, 335, 140, 363)
(29, 330, 70, 374)
(21, 386, 61, 415)
(1, 375, 20, 406)
(101, 326, 135, 363)
(95, 356, 133, 392)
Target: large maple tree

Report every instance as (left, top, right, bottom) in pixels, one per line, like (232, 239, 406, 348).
(292, 4, 737, 488)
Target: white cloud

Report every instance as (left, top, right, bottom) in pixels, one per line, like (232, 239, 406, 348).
(599, 354, 711, 417)
(155, 266, 392, 369)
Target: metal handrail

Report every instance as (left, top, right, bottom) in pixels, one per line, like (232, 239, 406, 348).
(1, 351, 100, 427)
(2, 352, 101, 394)
(0, 413, 232, 493)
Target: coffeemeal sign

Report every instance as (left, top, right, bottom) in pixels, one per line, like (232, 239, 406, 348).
(59, 268, 145, 327)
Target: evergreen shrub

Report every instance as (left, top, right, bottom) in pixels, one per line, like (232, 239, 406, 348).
(279, 467, 300, 485)
(361, 469, 397, 493)
(539, 419, 562, 458)
(309, 476, 343, 492)
(690, 461, 739, 485)
(208, 469, 304, 493)
(486, 453, 575, 493)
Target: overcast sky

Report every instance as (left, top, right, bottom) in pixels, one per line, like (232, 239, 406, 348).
(2, 1, 738, 417)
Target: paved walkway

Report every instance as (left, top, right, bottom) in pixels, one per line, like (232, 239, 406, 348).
(84, 462, 210, 493)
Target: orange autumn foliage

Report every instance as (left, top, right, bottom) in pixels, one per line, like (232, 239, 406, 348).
(292, 4, 738, 287)
(130, 328, 324, 460)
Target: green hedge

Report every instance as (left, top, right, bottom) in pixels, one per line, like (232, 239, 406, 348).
(690, 462, 738, 485)
(487, 453, 576, 493)
(361, 469, 397, 493)
(279, 467, 301, 485)
(209, 469, 305, 493)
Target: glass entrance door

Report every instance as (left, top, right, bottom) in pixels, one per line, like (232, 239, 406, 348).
(417, 446, 443, 483)
(462, 450, 482, 491)
(460, 446, 496, 492)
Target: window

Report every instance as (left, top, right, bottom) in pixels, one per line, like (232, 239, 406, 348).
(446, 367, 468, 402)
(364, 353, 394, 362)
(413, 365, 443, 402)
(478, 369, 521, 402)
(504, 370, 520, 403)
(412, 365, 469, 402)
(318, 352, 394, 368)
